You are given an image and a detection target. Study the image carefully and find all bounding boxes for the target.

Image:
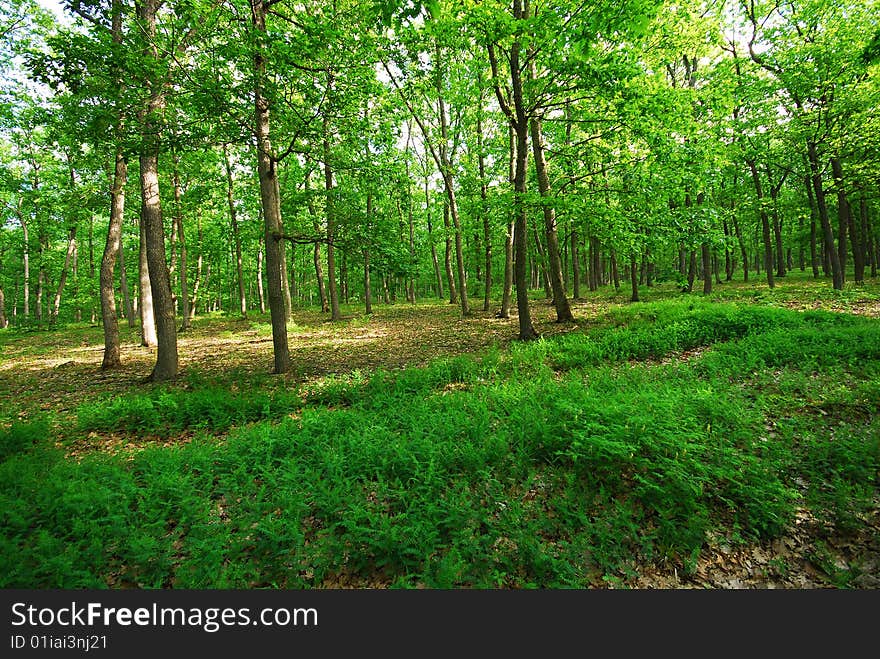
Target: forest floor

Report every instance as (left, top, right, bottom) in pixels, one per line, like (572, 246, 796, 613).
(1, 273, 879, 589)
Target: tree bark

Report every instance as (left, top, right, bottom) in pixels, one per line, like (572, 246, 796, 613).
(701, 242, 712, 294)
(252, 0, 289, 373)
(51, 226, 77, 323)
(223, 144, 247, 317)
(831, 158, 862, 283)
(442, 202, 458, 304)
(256, 235, 266, 313)
(425, 174, 444, 300)
(136, 0, 177, 381)
(528, 107, 573, 322)
(138, 215, 157, 347)
(807, 142, 843, 289)
(487, 1, 537, 340)
(323, 116, 341, 321)
(20, 204, 29, 318)
(173, 156, 192, 331)
(746, 159, 775, 289)
(477, 110, 491, 312)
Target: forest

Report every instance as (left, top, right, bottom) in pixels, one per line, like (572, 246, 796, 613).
(0, 0, 879, 589)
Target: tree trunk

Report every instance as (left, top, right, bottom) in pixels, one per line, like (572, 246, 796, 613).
(135, 0, 177, 381)
(189, 212, 203, 322)
(138, 216, 157, 347)
(477, 111, 491, 312)
(118, 240, 134, 327)
(746, 159, 775, 289)
(100, 148, 131, 370)
(687, 250, 697, 292)
(533, 228, 552, 300)
(51, 226, 77, 323)
(807, 142, 843, 289)
(139, 153, 177, 380)
(486, 3, 536, 340)
(252, 0, 289, 374)
(498, 126, 515, 319)
(805, 172, 820, 278)
(610, 249, 619, 290)
(223, 144, 247, 317)
(861, 196, 875, 279)
(363, 247, 372, 315)
(323, 115, 341, 321)
(630, 253, 639, 302)
(831, 158, 862, 284)
(528, 106, 573, 322)
(766, 169, 786, 278)
(256, 236, 266, 313)
(702, 242, 712, 294)
(364, 188, 373, 314)
(425, 175, 444, 300)
(20, 207, 29, 318)
(175, 161, 192, 331)
(442, 202, 458, 304)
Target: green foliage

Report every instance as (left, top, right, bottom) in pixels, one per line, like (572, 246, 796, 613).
(3, 299, 878, 588)
(0, 417, 48, 461)
(76, 386, 302, 435)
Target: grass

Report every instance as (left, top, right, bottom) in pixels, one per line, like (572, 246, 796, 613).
(1, 275, 879, 588)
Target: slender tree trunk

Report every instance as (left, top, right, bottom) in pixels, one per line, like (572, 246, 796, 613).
(687, 250, 697, 292)
(0, 244, 7, 328)
(280, 219, 292, 319)
(313, 242, 328, 312)
(610, 249, 620, 290)
(533, 228, 552, 300)
(831, 158, 862, 284)
(528, 104, 573, 322)
(805, 172, 820, 278)
(363, 247, 372, 315)
(746, 160, 775, 289)
(222, 144, 247, 317)
(405, 147, 416, 304)
(303, 175, 329, 312)
(807, 142, 843, 289)
(861, 196, 875, 279)
(118, 240, 134, 327)
(723, 219, 733, 280)
(177, 183, 191, 330)
(51, 226, 77, 323)
(323, 115, 341, 321)
(486, 2, 536, 340)
(20, 208, 29, 318)
(364, 187, 373, 315)
(702, 242, 712, 294)
(440, 171, 469, 315)
(765, 170, 786, 278)
(829, 158, 850, 283)
(256, 235, 266, 313)
(138, 216, 157, 347)
(425, 175, 444, 300)
(630, 253, 639, 302)
(498, 126, 515, 319)
(252, 0, 289, 373)
(477, 111, 491, 312)
(189, 211, 203, 322)
(442, 202, 458, 304)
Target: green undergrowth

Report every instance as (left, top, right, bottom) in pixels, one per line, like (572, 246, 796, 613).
(2, 299, 878, 588)
(76, 382, 301, 435)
